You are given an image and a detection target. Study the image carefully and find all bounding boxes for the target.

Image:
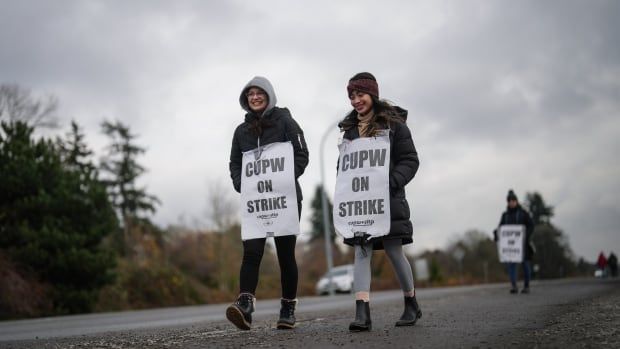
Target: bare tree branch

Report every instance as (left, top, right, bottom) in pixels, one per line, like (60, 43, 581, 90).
(0, 84, 59, 129)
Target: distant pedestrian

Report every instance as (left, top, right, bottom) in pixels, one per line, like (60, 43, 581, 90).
(494, 190, 535, 294)
(597, 251, 608, 277)
(608, 252, 618, 277)
(227, 76, 309, 330)
(333, 72, 421, 332)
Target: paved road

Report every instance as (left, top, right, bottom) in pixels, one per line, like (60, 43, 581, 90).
(1, 278, 618, 348)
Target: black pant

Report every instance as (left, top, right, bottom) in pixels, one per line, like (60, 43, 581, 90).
(239, 202, 300, 300)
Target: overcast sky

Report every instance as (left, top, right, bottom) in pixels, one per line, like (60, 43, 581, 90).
(1, 0, 618, 261)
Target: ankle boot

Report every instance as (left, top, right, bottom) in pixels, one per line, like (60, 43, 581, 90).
(395, 296, 422, 326)
(226, 293, 255, 330)
(349, 300, 371, 332)
(277, 298, 297, 329)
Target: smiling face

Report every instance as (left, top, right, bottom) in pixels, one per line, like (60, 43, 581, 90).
(246, 87, 268, 113)
(349, 90, 374, 116)
(349, 90, 372, 116)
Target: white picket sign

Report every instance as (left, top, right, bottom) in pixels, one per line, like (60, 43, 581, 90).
(240, 141, 299, 240)
(497, 224, 525, 263)
(333, 132, 391, 240)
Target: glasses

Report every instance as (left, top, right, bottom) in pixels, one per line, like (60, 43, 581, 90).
(246, 91, 266, 98)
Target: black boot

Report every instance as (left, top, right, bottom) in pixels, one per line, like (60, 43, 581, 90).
(395, 296, 422, 326)
(349, 300, 371, 332)
(277, 298, 297, 329)
(226, 293, 255, 330)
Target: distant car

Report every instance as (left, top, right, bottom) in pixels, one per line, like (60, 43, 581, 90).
(316, 264, 354, 295)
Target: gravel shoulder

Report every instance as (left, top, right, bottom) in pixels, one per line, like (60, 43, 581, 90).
(504, 280, 620, 348)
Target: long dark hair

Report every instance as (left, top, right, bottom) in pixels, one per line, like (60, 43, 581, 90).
(248, 114, 273, 137)
(246, 92, 274, 137)
(338, 96, 404, 135)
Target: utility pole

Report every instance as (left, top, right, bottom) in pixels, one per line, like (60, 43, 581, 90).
(320, 121, 339, 296)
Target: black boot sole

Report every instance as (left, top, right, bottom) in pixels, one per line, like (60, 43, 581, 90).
(349, 323, 372, 332)
(395, 310, 422, 327)
(276, 321, 295, 330)
(395, 320, 417, 327)
(226, 305, 251, 330)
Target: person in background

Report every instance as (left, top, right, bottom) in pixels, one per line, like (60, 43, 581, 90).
(597, 251, 608, 278)
(607, 252, 618, 277)
(494, 189, 535, 294)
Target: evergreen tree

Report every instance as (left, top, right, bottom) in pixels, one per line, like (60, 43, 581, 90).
(99, 120, 160, 223)
(0, 121, 118, 314)
(525, 192, 554, 225)
(57, 121, 97, 177)
(308, 185, 335, 241)
(524, 191, 575, 278)
(530, 224, 576, 278)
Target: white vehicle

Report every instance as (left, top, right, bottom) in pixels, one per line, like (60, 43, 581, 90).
(315, 264, 354, 295)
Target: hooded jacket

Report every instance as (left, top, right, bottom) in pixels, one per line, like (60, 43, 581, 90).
(229, 76, 309, 202)
(339, 107, 420, 250)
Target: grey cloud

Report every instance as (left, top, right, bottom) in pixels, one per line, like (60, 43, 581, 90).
(1, 0, 618, 259)
(395, 1, 620, 143)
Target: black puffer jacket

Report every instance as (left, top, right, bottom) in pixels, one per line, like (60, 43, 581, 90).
(229, 106, 309, 201)
(495, 204, 535, 260)
(230, 76, 309, 202)
(340, 108, 420, 250)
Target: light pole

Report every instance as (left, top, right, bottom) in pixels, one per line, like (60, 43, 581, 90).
(320, 120, 339, 296)
(453, 247, 465, 284)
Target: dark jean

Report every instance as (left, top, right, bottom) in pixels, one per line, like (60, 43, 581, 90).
(507, 261, 531, 288)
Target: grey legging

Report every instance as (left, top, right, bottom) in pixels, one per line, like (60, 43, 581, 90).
(353, 239, 414, 293)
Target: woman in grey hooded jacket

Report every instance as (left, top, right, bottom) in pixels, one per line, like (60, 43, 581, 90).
(226, 76, 309, 330)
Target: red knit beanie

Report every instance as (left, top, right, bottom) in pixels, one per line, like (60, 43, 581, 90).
(347, 72, 379, 98)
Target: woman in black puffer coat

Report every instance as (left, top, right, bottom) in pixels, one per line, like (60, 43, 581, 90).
(226, 76, 309, 331)
(338, 72, 421, 332)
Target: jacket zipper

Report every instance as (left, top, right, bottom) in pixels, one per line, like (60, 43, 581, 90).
(297, 134, 304, 150)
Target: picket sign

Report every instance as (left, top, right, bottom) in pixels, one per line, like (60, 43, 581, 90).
(240, 141, 299, 240)
(333, 131, 391, 240)
(497, 224, 525, 263)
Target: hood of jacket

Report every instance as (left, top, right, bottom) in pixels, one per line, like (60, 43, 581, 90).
(392, 106, 408, 121)
(239, 76, 277, 115)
